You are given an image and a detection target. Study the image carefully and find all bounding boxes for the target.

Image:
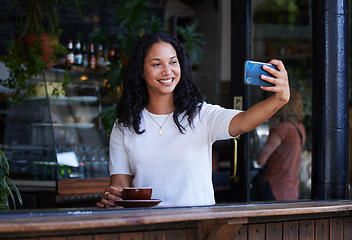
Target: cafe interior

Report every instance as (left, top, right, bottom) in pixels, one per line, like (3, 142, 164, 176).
(0, 0, 351, 238)
(0, 0, 352, 239)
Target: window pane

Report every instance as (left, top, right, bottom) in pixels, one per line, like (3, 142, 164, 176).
(249, 0, 312, 202)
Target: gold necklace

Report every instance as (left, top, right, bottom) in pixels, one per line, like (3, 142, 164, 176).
(147, 111, 171, 135)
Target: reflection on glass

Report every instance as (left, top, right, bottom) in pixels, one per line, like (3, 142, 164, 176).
(251, 89, 306, 201)
(249, 0, 312, 202)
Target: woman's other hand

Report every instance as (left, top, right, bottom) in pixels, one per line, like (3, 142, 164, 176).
(96, 174, 132, 208)
(96, 185, 123, 208)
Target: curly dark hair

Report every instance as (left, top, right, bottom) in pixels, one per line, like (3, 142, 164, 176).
(116, 32, 203, 134)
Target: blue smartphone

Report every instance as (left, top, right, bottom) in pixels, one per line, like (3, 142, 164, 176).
(244, 60, 277, 87)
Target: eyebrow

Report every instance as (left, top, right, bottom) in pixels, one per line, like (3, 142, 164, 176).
(150, 56, 177, 61)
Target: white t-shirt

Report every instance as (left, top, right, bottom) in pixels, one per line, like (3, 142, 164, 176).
(109, 102, 242, 206)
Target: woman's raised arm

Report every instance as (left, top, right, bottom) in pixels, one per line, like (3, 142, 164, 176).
(229, 59, 290, 137)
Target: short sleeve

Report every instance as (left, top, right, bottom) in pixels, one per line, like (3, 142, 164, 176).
(109, 123, 132, 176)
(201, 103, 242, 142)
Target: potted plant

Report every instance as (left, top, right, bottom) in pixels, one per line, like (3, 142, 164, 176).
(7, 0, 89, 64)
(10, 0, 65, 66)
(0, 149, 22, 210)
(1, 36, 67, 102)
(1, 0, 92, 102)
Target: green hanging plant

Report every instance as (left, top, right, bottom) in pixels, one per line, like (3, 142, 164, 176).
(0, 150, 22, 210)
(1, 36, 69, 103)
(1, 0, 97, 103)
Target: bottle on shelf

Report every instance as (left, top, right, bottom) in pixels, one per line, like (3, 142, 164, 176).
(105, 44, 121, 71)
(104, 53, 110, 71)
(66, 40, 74, 66)
(88, 41, 97, 69)
(73, 40, 83, 66)
(97, 44, 105, 69)
(108, 43, 121, 63)
(105, 47, 114, 71)
(82, 43, 89, 68)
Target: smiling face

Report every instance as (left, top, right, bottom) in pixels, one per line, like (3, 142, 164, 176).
(143, 41, 181, 98)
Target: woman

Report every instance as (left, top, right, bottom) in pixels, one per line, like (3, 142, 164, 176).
(97, 32, 290, 207)
(256, 88, 306, 201)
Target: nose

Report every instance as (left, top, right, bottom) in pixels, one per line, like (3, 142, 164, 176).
(161, 64, 171, 75)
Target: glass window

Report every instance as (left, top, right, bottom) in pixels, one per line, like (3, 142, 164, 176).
(248, 0, 312, 202)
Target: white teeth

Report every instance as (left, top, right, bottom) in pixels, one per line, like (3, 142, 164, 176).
(159, 79, 173, 83)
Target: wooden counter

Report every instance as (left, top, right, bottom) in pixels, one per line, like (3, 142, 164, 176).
(1, 200, 352, 239)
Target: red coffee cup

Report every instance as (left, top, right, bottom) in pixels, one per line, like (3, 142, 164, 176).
(122, 187, 152, 200)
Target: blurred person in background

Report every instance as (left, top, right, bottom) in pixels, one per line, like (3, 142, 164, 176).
(255, 88, 305, 201)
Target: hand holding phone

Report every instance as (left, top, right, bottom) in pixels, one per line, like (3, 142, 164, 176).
(244, 60, 278, 87)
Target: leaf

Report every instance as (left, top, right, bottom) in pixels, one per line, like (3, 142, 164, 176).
(176, 24, 205, 65)
(5, 176, 23, 208)
(0, 150, 22, 210)
(142, 15, 164, 34)
(116, 30, 141, 56)
(0, 150, 9, 175)
(0, 178, 9, 210)
(100, 104, 117, 135)
(116, 0, 151, 30)
(105, 62, 122, 94)
(4, 178, 15, 209)
(2, 197, 9, 211)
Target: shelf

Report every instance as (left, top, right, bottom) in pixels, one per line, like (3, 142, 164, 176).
(4, 69, 110, 182)
(31, 123, 95, 129)
(28, 96, 98, 103)
(65, 96, 98, 102)
(12, 180, 56, 192)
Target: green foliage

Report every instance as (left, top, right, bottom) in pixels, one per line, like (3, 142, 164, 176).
(176, 24, 205, 65)
(273, 0, 299, 25)
(1, 36, 69, 103)
(253, 0, 306, 26)
(8, 0, 60, 36)
(105, 61, 124, 95)
(100, 104, 118, 135)
(0, 150, 22, 210)
(0, 0, 95, 103)
(2, 40, 44, 100)
(116, 0, 151, 31)
(115, 0, 164, 57)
